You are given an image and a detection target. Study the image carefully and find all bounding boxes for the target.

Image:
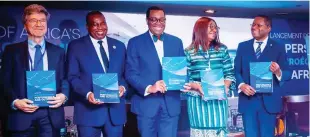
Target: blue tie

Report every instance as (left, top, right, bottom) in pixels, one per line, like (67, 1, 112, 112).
(98, 41, 109, 72)
(34, 45, 43, 70)
(255, 42, 263, 59)
(152, 34, 164, 42)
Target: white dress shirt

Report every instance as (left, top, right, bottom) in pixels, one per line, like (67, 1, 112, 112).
(89, 35, 109, 72)
(144, 31, 164, 96)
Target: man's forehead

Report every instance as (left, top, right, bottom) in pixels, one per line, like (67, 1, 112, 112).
(254, 17, 264, 21)
(28, 13, 46, 18)
(150, 10, 164, 15)
(90, 15, 105, 21)
(90, 14, 105, 18)
(254, 18, 265, 23)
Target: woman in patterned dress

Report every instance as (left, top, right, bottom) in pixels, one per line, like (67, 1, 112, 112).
(182, 17, 235, 137)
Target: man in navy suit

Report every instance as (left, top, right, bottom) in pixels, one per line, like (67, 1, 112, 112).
(125, 6, 185, 137)
(66, 11, 127, 137)
(234, 15, 291, 137)
(0, 4, 68, 137)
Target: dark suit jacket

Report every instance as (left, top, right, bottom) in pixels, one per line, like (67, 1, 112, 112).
(0, 40, 68, 131)
(67, 35, 127, 126)
(125, 31, 185, 117)
(234, 38, 291, 113)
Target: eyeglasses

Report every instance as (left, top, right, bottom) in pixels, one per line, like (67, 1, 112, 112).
(251, 23, 268, 28)
(27, 18, 47, 25)
(208, 25, 220, 30)
(148, 17, 166, 24)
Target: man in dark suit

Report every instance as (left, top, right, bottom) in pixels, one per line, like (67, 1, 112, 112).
(234, 15, 291, 137)
(0, 4, 68, 137)
(125, 6, 185, 137)
(66, 11, 127, 137)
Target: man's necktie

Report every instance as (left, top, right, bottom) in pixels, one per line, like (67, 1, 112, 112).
(152, 34, 164, 42)
(98, 40, 109, 72)
(34, 45, 43, 70)
(255, 42, 263, 59)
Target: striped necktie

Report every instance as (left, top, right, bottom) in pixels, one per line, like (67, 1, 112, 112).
(255, 42, 263, 59)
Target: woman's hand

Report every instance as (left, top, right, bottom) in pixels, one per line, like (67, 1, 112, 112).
(182, 82, 204, 96)
(224, 80, 232, 95)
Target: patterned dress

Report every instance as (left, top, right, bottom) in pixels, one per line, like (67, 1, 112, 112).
(184, 45, 235, 137)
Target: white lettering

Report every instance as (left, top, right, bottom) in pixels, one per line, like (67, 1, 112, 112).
(291, 70, 309, 79)
(285, 44, 307, 54)
(20, 28, 28, 38)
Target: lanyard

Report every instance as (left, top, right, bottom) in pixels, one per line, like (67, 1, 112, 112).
(28, 49, 46, 71)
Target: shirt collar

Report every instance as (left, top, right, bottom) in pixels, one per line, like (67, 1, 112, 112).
(28, 38, 45, 49)
(149, 31, 164, 42)
(89, 35, 107, 46)
(254, 36, 268, 45)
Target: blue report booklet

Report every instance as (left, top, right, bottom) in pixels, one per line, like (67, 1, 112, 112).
(250, 62, 273, 93)
(26, 71, 56, 107)
(200, 69, 226, 100)
(92, 73, 120, 103)
(162, 57, 188, 90)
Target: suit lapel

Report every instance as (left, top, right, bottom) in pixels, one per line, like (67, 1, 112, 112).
(259, 39, 273, 61)
(248, 39, 257, 61)
(163, 33, 169, 57)
(20, 41, 29, 71)
(85, 35, 105, 73)
(144, 32, 161, 66)
(106, 37, 115, 73)
(46, 42, 56, 70)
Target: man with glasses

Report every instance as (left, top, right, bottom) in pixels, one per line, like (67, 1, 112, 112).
(0, 4, 68, 137)
(234, 15, 290, 137)
(125, 6, 185, 137)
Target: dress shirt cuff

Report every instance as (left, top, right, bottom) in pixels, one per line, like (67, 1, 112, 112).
(120, 86, 126, 93)
(86, 92, 92, 100)
(238, 83, 245, 93)
(144, 85, 152, 96)
(60, 93, 68, 105)
(11, 99, 18, 110)
(276, 70, 282, 81)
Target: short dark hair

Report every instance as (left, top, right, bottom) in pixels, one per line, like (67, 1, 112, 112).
(255, 15, 272, 28)
(86, 11, 104, 25)
(146, 6, 165, 18)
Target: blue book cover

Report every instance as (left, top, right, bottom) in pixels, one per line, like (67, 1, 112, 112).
(26, 71, 56, 107)
(162, 57, 188, 90)
(92, 73, 120, 103)
(250, 62, 273, 93)
(200, 69, 226, 100)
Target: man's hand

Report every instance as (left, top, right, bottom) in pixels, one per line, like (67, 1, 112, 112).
(270, 61, 281, 77)
(148, 80, 167, 94)
(182, 82, 204, 96)
(240, 84, 256, 96)
(119, 86, 125, 97)
(88, 92, 104, 105)
(14, 99, 38, 113)
(48, 93, 67, 108)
